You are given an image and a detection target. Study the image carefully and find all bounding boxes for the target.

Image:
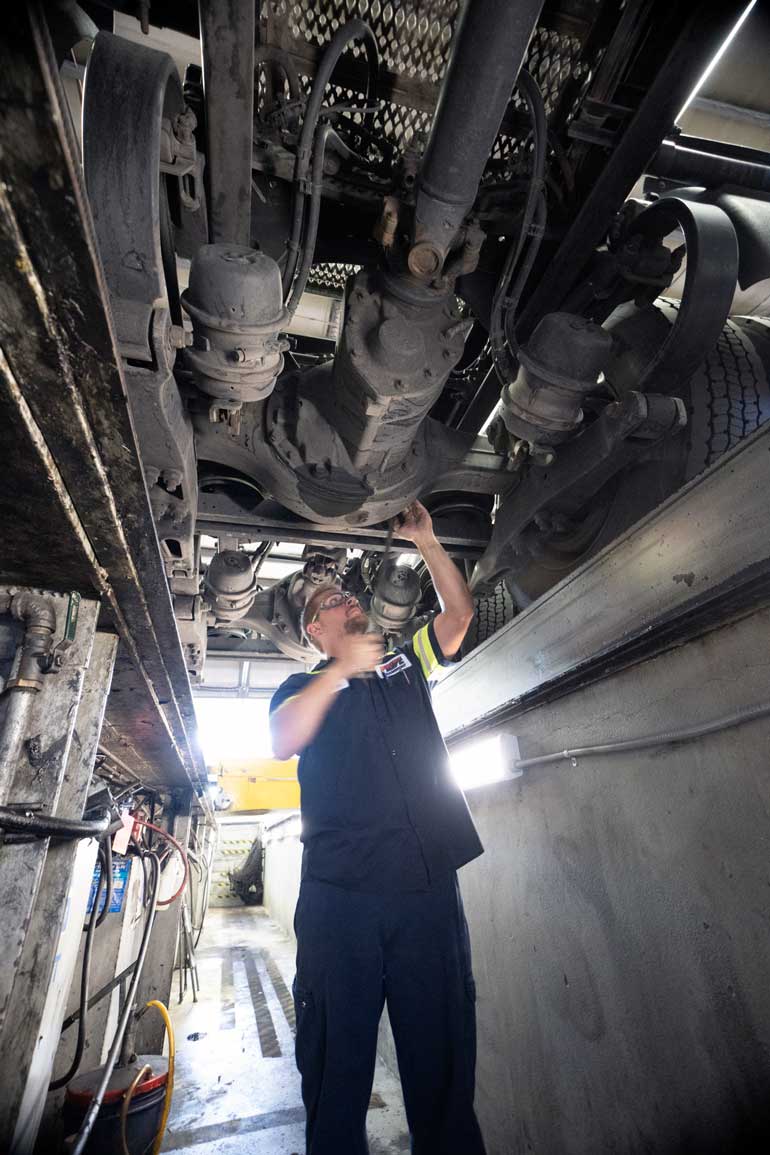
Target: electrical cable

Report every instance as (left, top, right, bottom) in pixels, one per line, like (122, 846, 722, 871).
(49, 844, 108, 1091)
(514, 700, 770, 771)
(0, 806, 110, 840)
(131, 817, 189, 907)
(95, 835, 113, 929)
(282, 18, 378, 297)
(60, 961, 137, 1033)
(144, 999, 176, 1155)
(489, 69, 548, 386)
(68, 852, 161, 1155)
(119, 1062, 151, 1155)
(193, 850, 213, 950)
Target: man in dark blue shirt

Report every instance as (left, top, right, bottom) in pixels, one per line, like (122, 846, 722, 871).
(270, 502, 486, 1155)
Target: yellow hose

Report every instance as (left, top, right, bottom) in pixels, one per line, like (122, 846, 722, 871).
(145, 999, 175, 1155)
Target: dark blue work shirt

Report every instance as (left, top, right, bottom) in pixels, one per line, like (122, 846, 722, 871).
(269, 618, 484, 892)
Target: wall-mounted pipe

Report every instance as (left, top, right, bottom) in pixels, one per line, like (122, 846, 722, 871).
(514, 699, 770, 771)
(411, 0, 545, 276)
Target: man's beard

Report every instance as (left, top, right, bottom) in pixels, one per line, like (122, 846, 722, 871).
(343, 614, 369, 636)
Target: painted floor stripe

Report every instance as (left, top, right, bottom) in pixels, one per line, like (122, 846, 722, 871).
(242, 948, 282, 1058)
(220, 950, 235, 1031)
(262, 950, 296, 1037)
(163, 1105, 306, 1150)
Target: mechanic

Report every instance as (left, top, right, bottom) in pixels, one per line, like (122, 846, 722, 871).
(270, 500, 487, 1155)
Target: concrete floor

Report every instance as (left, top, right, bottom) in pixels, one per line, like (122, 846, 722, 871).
(163, 906, 411, 1154)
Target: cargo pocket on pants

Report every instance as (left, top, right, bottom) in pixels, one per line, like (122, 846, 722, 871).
(293, 982, 318, 1080)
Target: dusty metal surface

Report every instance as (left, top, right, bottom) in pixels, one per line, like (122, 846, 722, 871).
(0, 10, 206, 793)
(434, 418, 770, 741)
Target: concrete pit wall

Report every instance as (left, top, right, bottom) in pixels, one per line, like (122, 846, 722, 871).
(262, 812, 303, 939)
(458, 605, 770, 1154)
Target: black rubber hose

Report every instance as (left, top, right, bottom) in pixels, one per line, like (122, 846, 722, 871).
(95, 835, 113, 929)
(0, 807, 111, 840)
(282, 18, 378, 296)
(499, 190, 546, 351)
(68, 852, 161, 1155)
(490, 69, 547, 385)
(287, 122, 333, 317)
(49, 845, 108, 1091)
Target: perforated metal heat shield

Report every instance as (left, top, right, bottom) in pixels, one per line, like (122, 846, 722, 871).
(260, 0, 599, 293)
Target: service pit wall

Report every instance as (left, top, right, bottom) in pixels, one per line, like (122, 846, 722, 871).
(457, 604, 770, 1155)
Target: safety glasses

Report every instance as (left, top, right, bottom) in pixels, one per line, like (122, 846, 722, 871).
(309, 590, 360, 625)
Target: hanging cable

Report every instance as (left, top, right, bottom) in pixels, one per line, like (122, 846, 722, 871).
(131, 817, 189, 907)
(69, 852, 161, 1155)
(489, 69, 548, 386)
(286, 121, 334, 317)
(49, 844, 108, 1091)
(282, 18, 378, 297)
(514, 699, 770, 771)
(193, 847, 213, 950)
(95, 835, 113, 929)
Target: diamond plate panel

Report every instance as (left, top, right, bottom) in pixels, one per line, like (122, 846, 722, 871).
(306, 262, 362, 292)
(266, 0, 594, 182)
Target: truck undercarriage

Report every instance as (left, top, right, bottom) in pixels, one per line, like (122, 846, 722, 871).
(21, 1, 770, 670)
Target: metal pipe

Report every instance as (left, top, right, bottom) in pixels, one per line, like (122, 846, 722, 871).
(650, 137, 770, 193)
(514, 700, 770, 771)
(199, 0, 255, 246)
(0, 591, 57, 804)
(412, 0, 545, 272)
(0, 691, 36, 806)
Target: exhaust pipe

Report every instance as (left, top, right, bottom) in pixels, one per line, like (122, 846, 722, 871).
(411, 0, 545, 277)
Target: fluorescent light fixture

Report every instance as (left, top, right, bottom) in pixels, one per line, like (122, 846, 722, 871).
(450, 732, 521, 791)
(676, 1, 756, 122)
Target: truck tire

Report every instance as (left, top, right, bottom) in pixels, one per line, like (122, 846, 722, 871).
(684, 315, 770, 475)
(462, 581, 515, 653)
(489, 312, 770, 626)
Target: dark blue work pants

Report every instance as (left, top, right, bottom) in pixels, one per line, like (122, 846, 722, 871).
(292, 873, 487, 1155)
